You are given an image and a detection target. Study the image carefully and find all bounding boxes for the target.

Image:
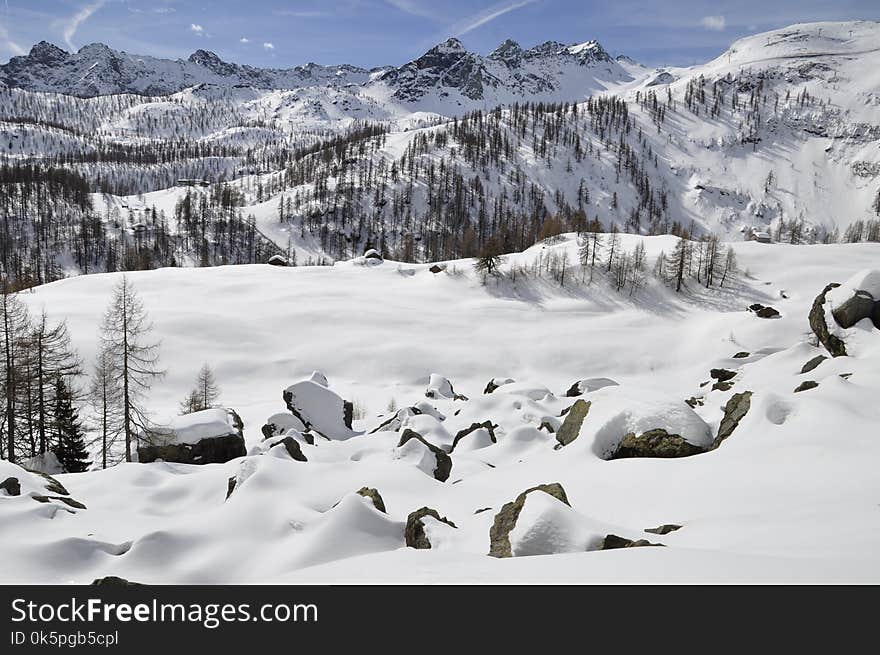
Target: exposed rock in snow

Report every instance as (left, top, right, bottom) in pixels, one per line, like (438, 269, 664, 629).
(137, 408, 246, 464)
(396, 429, 452, 482)
(492, 382, 553, 401)
(794, 380, 819, 393)
(0, 477, 21, 496)
(283, 379, 355, 439)
(827, 270, 880, 329)
(801, 355, 827, 374)
(832, 292, 876, 329)
(261, 412, 307, 440)
(266, 435, 308, 462)
(91, 576, 144, 587)
(363, 248, 383, 261)
(644, 524, 683, 535)
(425, 374, 467, 401)
(810, 283, 848, 357)
(267, 255, 288, 266)
(565, 377, 619, 397)
(600, 534, 663, 550)
(405, 507, 457, 549)
(611, 428, 707, 459)
(356, 487, 386, 513)
(555, 399, 591, 446)
(484, 377, 515, 394)
(451, 421, 497, 452)
(713, 391, 753, 449)
(488, 483, 570, 557)
(749, 303, 781, 319)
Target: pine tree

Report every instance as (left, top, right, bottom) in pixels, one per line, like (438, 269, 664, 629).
(52, 378, 89, 473)
(98, 276, 165, 462)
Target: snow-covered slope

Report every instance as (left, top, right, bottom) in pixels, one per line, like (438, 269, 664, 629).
(3, 236, 880, 583)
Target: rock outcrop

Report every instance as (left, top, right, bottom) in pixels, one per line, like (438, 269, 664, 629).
(356, 487, 387, 513)
(488, 483, 570, 557)
(138, 408, 246, 465)
(800, 355, 827, 374)
(809, 283, 847, 357)
(0, 477, 21, 496)
(611, 428, 706, 459)
(600, 534, 663, 549)
(712, 391, 752, 449)
(405, 507, 457, 548)
(555, 399, 591, 446)
(451, 421, 497, 451)
(397, 429, 452, 482)
(283, 380, 354, 439)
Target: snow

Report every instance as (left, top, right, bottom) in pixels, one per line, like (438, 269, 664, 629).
(283, 379, 357, 440)
(0, 237, 877, 583)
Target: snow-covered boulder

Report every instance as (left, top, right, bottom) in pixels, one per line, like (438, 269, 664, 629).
(137, 408, 246, 465)
(283, 379, 355, 440)
(405, 507, 457, 549)
(261, 412, 306, 440)
(484, 377, 515, 394)
(267, 254, 288, 266)
(810, 283, 848, 357)
(363, 248, 383, 262)
(488, 483, 570, 557)
(19, 451, 64, 475)
(451, 421, 497, 452)
(565, 377, 619, 397)
(425, 373, 467, 401)
(492, 381, 553, 401)
(396, 429, 452, 481)
(828, 269, 880, 329)
(356, 487, 386, 513)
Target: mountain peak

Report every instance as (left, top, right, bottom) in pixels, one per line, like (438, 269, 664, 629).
(433, 37, 466, 53)
(489, 39, 524, 64)
(189, 49, 224, 67)
(27, 41, 69, 65)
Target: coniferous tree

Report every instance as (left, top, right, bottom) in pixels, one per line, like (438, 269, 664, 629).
(88, 347, 124, 469)
(1, 285, 31, 462)
(180, 362, 220, 414)
(52, 378, 89, 473)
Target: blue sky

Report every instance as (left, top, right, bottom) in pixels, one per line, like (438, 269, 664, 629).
(1, 0, 878, 68)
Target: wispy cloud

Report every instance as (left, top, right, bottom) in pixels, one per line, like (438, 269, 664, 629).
(384, 0, 436, 20)
(0, 19, 25, 56)
(190, 23, 203, 34)
(700, 15, 726, 31)
(448, 0, 538, 37)
(63, 0, 106, 51)
(263, 42, 275, 50)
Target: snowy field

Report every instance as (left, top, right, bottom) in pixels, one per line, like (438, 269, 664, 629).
(1, 236, 880, 583)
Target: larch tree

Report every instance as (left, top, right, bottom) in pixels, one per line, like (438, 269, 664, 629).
(1, 284, 31, 462)
(88, 347, 124, 469)
(98, 276, 164, 462)
(180, 363, 220, 414)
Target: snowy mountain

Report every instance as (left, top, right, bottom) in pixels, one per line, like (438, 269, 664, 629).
(1, 21, 879, 286)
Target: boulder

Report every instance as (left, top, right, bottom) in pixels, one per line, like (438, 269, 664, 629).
(271, 436, 308, 462)
(225, 476, 237, 500)
(451, 421, 497, 451)
(363, 248, 383, 261)
(710, 368, 737, 382)
(405, 507, 457, 549)
(809, 283, 847, 357)
(261, 412, 306, 440)
(397, 429, 452, 482)
(0, 477, 21, 496)
(794, 380, 819, 393)
(137, 408, 246, 465)
(600, 534, 663, 550)
(488, 483, 570, 558)
(369, 406, 422, 434)
(749, 303, 780, 319)
(712, 391, 752, 449)
(425, 374, 468, 401)
(428, 263, 447, 274)
(565, 378, 619, 397)
(611, 428, 706, 459)
(283, 380, 354, 439)
(30, 471, 69, 495)
(732, 351, 750, 359)
(800, 355, 827, 374)
(483, 377, 514, 394)
(873, 302, 880, 329)
(32, 495, 87, 510)
(644, 524, 682, 535)
(356, 487, 386, 513)
(555, 399, 591, 447)
(267, 254, 288, 266)
(832, 291, 876, 329)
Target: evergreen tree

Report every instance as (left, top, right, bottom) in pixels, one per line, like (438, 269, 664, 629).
(52, 378, 90, 473)
(180, 363, 220, 414)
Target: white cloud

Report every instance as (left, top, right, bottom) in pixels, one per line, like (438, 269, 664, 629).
(190, 23, 203, 34)
(700, 15, 726, 31)
(263, 42, 274, 50)
(239, 37, 249, 44)
(448, 0, 538, 37)
(63, 0, 106, 51)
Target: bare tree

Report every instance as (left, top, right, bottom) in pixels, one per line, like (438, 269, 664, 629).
(1, 284, 30, 462)
(180, 363, 220, 414)
(88, 347, 124, 469)
(720, 247, 738, 288)
(98, 276, 164, 462)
